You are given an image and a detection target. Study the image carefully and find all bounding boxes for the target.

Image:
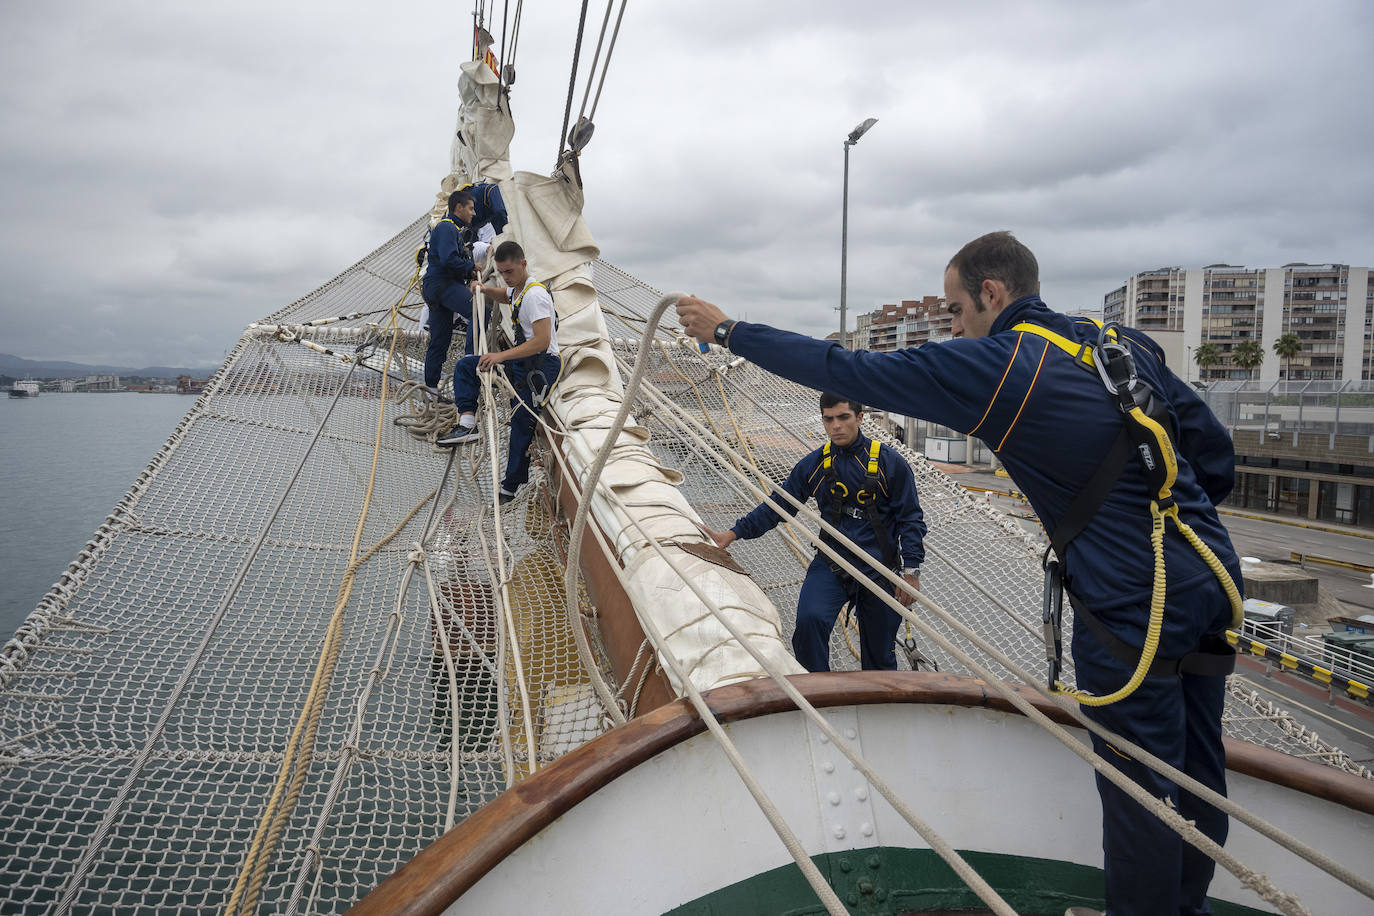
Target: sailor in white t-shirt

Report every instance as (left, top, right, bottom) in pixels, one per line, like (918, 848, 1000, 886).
(438, 241, 562, 505)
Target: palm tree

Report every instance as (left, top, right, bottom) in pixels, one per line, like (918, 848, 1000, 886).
(1232, 339, 1265, 381)
(1193, 342, 1220, 381)
(1273, 332, 1302, 380)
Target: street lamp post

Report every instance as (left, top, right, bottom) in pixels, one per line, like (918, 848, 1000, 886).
(839, 117, 877, 350)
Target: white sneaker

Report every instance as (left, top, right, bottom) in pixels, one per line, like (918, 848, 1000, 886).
(1065, 907, 1104, 916)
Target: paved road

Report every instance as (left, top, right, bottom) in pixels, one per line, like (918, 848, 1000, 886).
(1220, 514, 1374, 615)
(946, 465, 1374, 615)
(946, 466, 1374, 770)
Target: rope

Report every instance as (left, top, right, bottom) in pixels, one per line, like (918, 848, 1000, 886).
(53, 354, 367, 915)
(574, 1, 616, 128)
(472, 285, 541, 779)
(561, 293, 1016, 914)
(281, 457, 456, 916)
(588, 0, 629, 121)
(557, 0, 591, 161)
(225, 263, 426, 916)
(617, 350, 1364, 910)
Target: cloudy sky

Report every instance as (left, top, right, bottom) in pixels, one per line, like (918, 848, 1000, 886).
(1, 0, 1371, 368)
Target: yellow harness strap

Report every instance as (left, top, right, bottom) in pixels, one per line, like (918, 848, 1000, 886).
(1011, 320, 1110, 370)
(1012, 319, 1243, 706)
(511, 280, 549, 326)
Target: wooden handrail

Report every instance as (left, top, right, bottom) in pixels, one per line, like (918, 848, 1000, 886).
(348, 670, 1374, 916)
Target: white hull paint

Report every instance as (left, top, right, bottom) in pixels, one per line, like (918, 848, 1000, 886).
(456, 701, 1373, 914)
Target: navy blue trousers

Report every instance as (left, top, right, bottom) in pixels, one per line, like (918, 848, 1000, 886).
(422, 284, 474, 389)
(452, 352, 561, 492)
(1073, 578, 1232, 916)
(793, 561, 901, 672)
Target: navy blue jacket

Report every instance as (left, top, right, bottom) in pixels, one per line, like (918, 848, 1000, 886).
(421, 216, 476, 308)
(732, 432, 926, 579)
(726, 296, 1241, 617)
(467, 182, 509, 235)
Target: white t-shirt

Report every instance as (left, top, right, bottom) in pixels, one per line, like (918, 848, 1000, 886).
(508, 278, 560, 356)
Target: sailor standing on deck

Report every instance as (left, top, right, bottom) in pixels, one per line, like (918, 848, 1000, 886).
(677, 231, 1243, 916)
(437, 241, 561, 506)
(705, 393, 926, 672)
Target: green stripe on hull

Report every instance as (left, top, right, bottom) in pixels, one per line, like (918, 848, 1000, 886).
(665, 847, 1273, 915)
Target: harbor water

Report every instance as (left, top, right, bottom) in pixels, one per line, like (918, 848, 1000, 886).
(0, 392, 191, 639)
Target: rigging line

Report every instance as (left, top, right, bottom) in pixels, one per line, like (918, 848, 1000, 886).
(497, 0, 509, 96)
(575, 0, 616, 126)
(588, 0, 629, 121)
(227, 270, 426, 916)
(681, 341, 1045, 642)
(475, 512, 520, 785)
(558, 0, 592, 160)
(472, 289, 540, 778)
(613, 366, 1309, 912)
(633, 341, 1044, 646)
(608, 340, 1327, 895)
(478, 377, 628, 723)
(618, 363, 1359, 909)
(281, 461, 454, 916)
(53, 357, 366, 916)
(530, 385, 846, 915)
(563, 293, 1017, 915)
(1233, 674, 1374, 748)
(507, 0, 524, 79)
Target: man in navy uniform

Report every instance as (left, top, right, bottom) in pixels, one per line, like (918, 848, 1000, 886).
(420, 190, 479, 394)
(677, 231, 1242, 916)
(706, 393, 926, 672)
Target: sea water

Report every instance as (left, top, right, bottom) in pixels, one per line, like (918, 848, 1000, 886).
(0, 392, 191, 639)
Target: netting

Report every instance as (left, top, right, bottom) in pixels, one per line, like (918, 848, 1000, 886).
(592, 259, 1374, 776)
(0, 217, 1368, 915)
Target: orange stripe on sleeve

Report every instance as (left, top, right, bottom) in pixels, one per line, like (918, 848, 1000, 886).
(969, 333, 1023, 437)
(996, 340, 1050, 452)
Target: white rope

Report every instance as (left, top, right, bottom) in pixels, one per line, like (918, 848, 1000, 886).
(558, 293, 1015, 914)
(543, 402, 847, 915)
(473, 293, 541, 778)
(55, 359, 367, 915)
(618, 344, 1361, 910)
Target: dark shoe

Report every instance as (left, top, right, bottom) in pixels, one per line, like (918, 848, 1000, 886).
(497, 487, 517, 505)
(436, 425, 481, 447)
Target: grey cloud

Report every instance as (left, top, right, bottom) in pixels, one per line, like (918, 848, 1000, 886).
(1, 0, 1371, 368)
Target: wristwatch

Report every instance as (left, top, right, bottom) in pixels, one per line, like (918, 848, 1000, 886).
(901, 567, 919, 578)
(713, 319, 737, 347)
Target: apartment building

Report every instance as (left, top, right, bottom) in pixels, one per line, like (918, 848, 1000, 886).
(851, 296, 951, 352)
(1104, 264, 1373, 382)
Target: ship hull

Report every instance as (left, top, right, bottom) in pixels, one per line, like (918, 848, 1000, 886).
(351, 671, 1374, 915)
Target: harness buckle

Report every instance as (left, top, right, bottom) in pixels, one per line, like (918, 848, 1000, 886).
(1093, 323, 1139, 403)
(855, 488, 876, 506)
(1041, 553, 1064, 687)
(901, 636, 936, 672)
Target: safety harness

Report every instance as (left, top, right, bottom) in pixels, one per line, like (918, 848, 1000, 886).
(1014, 319, 1244, 706)
(819, 438, 932, 670)
(509, 280, 562, 409)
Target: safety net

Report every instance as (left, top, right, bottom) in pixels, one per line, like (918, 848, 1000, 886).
(0, 216, 1367, 915)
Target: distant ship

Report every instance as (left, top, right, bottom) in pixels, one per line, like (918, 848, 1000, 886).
(7, 378, 39, 398)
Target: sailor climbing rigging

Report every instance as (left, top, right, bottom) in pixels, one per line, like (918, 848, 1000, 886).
(438, 241, 562, 506)
(420, 189, 480, 392)
(706, 393, 926, 672)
